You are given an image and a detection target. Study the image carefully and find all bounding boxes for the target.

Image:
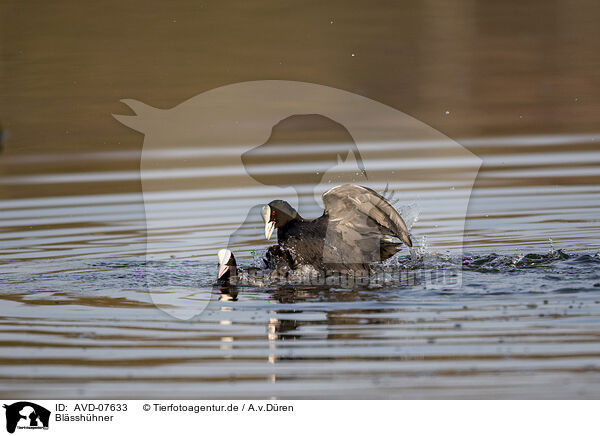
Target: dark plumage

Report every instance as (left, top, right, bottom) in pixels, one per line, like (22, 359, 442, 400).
(216, 248, 238, 286)
(215, 246, 294, 290)
(261, 184, 412, 272)
(263, 244, 295, 271)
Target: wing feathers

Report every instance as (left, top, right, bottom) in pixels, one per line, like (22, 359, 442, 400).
(322, 184, 412, 247)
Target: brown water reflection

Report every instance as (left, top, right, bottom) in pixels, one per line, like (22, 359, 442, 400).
(2, 0, 600, 155)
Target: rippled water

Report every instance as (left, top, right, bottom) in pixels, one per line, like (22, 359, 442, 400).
(1, 131, 599, 399)
(2, 0, 600, 399)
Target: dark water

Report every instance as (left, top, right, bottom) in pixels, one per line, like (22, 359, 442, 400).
(0, 150, 599, 400)
(1, 249, 600, 399)
(1, 0, 600, 399)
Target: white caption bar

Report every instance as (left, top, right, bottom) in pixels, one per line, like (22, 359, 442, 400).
(1, 400, 597, 436)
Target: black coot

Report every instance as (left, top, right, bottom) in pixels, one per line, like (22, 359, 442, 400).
(261, 184, 412, 272)
(216, 246, 294, 289)
(216, 248, 238, 286)
(215, 248, 240, 299)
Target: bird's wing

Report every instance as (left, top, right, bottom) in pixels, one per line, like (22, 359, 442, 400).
(322, 184, 412, 247)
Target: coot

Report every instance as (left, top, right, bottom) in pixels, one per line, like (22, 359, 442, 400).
(216, 248, 238, 285)
(261, 184, 412, 272)
(216, 245, 294, 288)
(215, 248, 240, 300)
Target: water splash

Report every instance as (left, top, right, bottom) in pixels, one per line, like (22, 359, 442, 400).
(399, 202, 421, 231)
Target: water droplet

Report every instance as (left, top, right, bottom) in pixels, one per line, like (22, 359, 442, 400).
(549, 238, 556, 254)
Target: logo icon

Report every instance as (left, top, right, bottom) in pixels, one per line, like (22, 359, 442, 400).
(3, 402, 50, 434)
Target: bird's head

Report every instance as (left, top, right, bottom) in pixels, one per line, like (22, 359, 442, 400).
(261, 200, 298, 240)
(217, 249, 237, 280)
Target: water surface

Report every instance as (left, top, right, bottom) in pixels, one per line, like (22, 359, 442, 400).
(1, 0, 600, 399)
(1, 133, 599, 399)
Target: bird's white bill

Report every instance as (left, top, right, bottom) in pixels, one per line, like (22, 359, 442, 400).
(217, 263, 229, 279)
(261, 205, 275, 239)
(261, 205, 270, 223)
(264, 221, 275, 240)
(217, 248, 232, 278)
